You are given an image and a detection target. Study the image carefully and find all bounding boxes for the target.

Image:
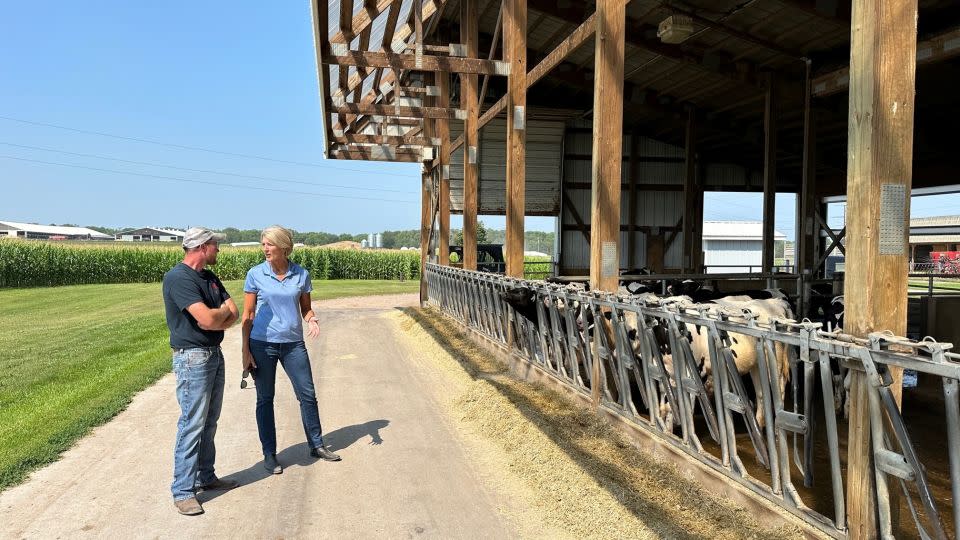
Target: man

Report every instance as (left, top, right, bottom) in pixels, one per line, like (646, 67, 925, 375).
(163, 227, 239, 515)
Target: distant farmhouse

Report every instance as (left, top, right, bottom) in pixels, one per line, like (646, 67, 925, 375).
(0, 220, 112, 241)
(115, 227, 185, 243)
(702, 221, 786, 274)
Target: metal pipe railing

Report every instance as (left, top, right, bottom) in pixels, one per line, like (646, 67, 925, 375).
(425, 263, 960, 539)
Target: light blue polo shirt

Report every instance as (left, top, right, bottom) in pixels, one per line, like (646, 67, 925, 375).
(244, 261, 313, 343)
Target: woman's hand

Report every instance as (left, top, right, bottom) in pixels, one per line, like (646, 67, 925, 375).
(307, 318, 320, 338)
(242, 349, 257, 371)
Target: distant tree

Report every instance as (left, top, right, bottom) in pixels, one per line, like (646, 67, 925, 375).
(452, 222, 488, 245)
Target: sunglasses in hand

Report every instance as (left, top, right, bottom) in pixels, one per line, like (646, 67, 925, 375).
(241, 369, 254, 389)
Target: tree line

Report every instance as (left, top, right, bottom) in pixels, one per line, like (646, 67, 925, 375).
(55, 223, 554, 251)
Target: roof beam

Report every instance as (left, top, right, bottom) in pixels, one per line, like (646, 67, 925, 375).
(813, 25, 960, 97)
(322, 50, 511, 75)
(330, 133, 439, 146)
(525, 0, 757, 87)
(334, 103, 467, 119)
(330, 0, 398, 45)
(330, 146, 424, 162)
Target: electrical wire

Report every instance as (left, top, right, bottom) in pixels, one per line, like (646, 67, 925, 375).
(0, 114, 416, 177)
(0, 141, 412, 194)
(0, 155, 419, 204)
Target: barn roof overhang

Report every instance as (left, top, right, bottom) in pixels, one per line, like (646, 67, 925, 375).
(312, 0, 960, 195)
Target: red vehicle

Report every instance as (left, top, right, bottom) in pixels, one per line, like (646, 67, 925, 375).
(931, 251, 960, 273)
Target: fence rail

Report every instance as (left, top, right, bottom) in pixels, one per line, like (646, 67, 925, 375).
(425, 263, 960, 539)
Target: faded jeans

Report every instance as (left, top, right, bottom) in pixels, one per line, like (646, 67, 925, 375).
(170, 346, 225, 501)
(248, 339, 324, 455)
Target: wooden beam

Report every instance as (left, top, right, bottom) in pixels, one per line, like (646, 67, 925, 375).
(527, 11, 596, 87)
(589, 0, 624, 293)
(331, 133, 438, 145)
(437, 73, 451, 266)
(798, 60, 818, 313)
(310, 0, 334, 156)
(627, 132, 639, 268)
(420, 71, 436, 306)
(333, 103, 466, 119)
(461, 0, 479, 271)
(663, 2, 803, 59)
(844, 0, 917, 537)
(322, 51, 511, 75)
(561, 191, 591, 243)
(330, 148, 423, 162)
(371, 2, 401, 98)
(451, 9, 594, 154)
(682, 107, 697, 273)
(478, 1, 504, 108)
(505, 0, 527, 278)
(813, 25, 960, 97)
(761, 73, 777, 274)
(330, 0, 396, 45)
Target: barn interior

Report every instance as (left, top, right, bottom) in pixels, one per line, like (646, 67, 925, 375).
(312, 1, 960, 538)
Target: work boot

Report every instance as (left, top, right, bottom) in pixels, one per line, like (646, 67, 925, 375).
(174, 497, 204, 516)
(263, 453, 282, 474)
(196, 477, 239, 492)
(310, 446, 341, 461)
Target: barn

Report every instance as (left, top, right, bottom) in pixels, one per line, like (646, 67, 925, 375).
(0, 220, 112, 241)
(701, 221, 786, 274)
(114, 227, 185, 243)
(311, 1, 960, 537)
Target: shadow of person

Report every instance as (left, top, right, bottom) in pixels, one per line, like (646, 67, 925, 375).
(197, 442, 317, 504)
(322, 419, 390, 452)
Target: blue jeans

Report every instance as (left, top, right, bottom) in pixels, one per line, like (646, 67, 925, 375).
(249, 339, 325, 455)
(170, 346, 225, 501)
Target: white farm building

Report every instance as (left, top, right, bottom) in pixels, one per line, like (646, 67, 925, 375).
(115, 227, 185, 243)
(702, 221, 786, 274)
(0, 221, 112, 241)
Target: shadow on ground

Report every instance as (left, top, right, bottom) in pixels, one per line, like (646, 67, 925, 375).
(200, 419, 389, 503)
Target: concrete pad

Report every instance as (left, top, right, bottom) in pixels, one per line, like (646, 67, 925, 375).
(0, 294, 523, 539)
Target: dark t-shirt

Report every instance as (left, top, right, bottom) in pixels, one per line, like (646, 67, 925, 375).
(162, 263, 230, 348)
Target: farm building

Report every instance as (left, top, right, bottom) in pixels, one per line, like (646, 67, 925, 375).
(311, 0, 960, 537)
(910, 215, 960, 263)
(0, 220, 112, 241)
(114, 227, 185, 243)
(701, 221, 786, 274)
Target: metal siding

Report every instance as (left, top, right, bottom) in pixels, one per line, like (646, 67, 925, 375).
(448, 118, 562, 214)
(703, 239, 763, 273)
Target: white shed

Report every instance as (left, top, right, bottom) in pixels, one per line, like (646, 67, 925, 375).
(115, 227, 185, 242)
(702, 221, 786, 273)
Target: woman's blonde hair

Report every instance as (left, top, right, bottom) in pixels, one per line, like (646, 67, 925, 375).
(261, 225, 294, 256)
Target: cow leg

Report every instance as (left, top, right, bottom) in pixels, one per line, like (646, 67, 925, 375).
(750, 369, 766, 429)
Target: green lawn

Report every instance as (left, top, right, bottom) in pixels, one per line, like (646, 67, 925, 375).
(0, 279, 418, 490)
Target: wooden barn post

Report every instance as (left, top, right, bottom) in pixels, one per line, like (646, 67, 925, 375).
(844, 0, 918, 536)
(762, 73, 777, 276)
(437, 72, 451, 265)
(461, 0, 479, 270)
(589, 0, 625, 404)
(504, 0, 527, 277)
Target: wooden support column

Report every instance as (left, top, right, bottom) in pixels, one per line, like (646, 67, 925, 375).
(682, 106, 697, 273)
(844, 0, 917, 537)
(798, 60, 818, 316)
(504, 0, 527, 278)
(762, 73, 777, 274)
(437, 73, 451, 265)
(420, 72, 437, 306)
(627, 131, 639, 268)
(589, 0, 625, 406)
(461, 0, 479, 271)
(589, 0, 625, 294)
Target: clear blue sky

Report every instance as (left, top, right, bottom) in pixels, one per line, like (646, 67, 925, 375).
(2, 1, 956, 236)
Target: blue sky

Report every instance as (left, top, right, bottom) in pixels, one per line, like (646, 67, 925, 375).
(2, 1, 957, 236)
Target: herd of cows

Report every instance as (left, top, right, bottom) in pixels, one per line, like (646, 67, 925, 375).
(500, 273, 850, 438)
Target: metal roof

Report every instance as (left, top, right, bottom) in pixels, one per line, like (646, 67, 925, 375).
(0, 221, 112, 239)
(702, 221, 786, 241)
(117, 227, 186, 236)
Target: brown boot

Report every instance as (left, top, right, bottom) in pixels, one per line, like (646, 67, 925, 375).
(174, 497, 204, 516)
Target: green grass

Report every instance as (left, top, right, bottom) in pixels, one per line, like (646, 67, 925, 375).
(908, 279, 960, 291)
(0, 279, 418, 490)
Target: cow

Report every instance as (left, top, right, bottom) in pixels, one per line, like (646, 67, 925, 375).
(653, 296, 795, 430)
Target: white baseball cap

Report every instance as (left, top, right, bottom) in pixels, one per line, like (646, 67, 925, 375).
(182, 227, 227, 249)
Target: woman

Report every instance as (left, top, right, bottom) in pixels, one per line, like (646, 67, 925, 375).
(242, 225, 340, 474)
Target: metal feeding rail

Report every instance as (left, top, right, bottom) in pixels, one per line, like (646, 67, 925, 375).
(425, 263, 960, 539)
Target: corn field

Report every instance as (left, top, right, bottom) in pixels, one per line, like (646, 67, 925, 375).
(0, 240, 420, 288)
